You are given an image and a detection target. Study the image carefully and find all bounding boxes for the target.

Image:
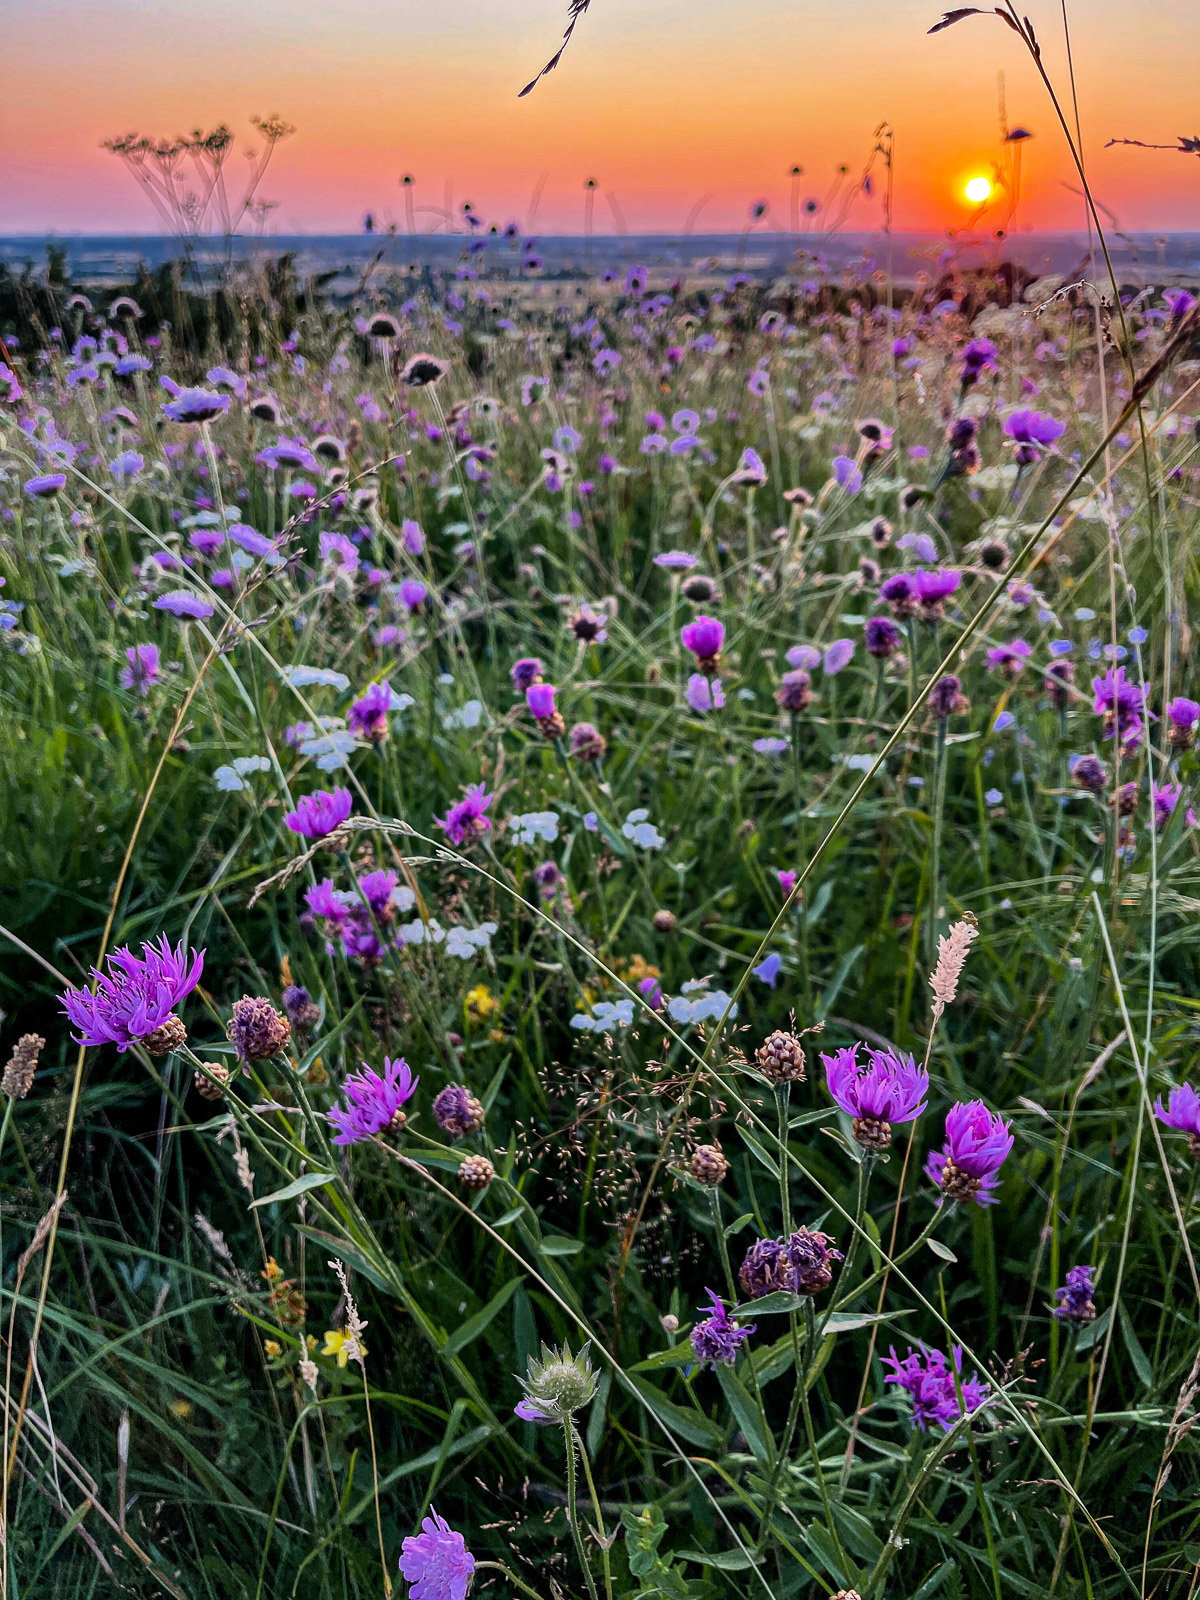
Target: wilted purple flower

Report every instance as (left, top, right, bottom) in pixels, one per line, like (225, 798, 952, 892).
(1092, 666, 1146, 747)
(1052, 1264, 1097, 1326)
(1045, 658, 1074, 708)
(925, 1100, 1013, 1205)
(929, 674, 970, 721)
(866, 616, 902, 658)
(739, 1228, 842, 1299)
(434, 783, 494, 845)
(226, 995, 291, 1063)
(959, 338, 997, 386)
(1004, 408, 1065, 463)
(162, 388, 231, 424)
(821, 1044, 929, 1152)
(883, 1345, 989, 1431)
(398, 1509, 475, 1600)
(348, 681, 393, 743)
(568, 721, 606, 761)
(681, 615, 724, 672)
(282, 984, 321, 1032)
(327, 1056, 418, 1144)
(880, 573, 918, 620)
(284, 787, 353, 840)
(60, 935, 204, 1053)
(120, 643, 160, 695)
(510, 656, 544, 692)
(690, 1290, 754, 1367)
(1166, 696, 1200, 751)
(775, 669, 813, 713)
(433, 1084, 485, 1140)
(1151, 783, 1182, 831)
(986, 639, 1033, 678)
(152, 592, 214, 619)
(823, 639, 855, 674)
(1071, 753, 1109, 793)
(1154, 1082, 1200, 1156)
(686, 674, 725, 713)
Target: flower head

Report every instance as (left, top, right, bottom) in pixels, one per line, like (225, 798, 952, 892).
(1003, 408, 1065, 462)
(1154, 1082, 1200, 1157)
(883, 1344, 989, 1431)
(348, 681, 393, 743)
(925, 1100, 1013, 1205)
(510, 656, 544, 692)
(517, 1341, 598, 1422)
(433, 1084, 485, 1140)
(1166, 696, 1200, 751)
(24, 473, 67, 499)
(686, 674, 725, 713)
(285, 787, 353, 840)
(120, 643, 160, 695)
(60, 935, 204, 1054)
(690, 1290, 754, 1368)
(821, 1044, 928, 1151)
(681, 615, 724, 671)
(162, 388, 231, 424)
(327, 1056, 418, 1144)
(929, 674, 970, 721)
(739, 1228, 842, 1299)
(1052, 1264, 1097, 1326)
(226, 996, 291, 1064)
(1092, 666, 1146, 748)
(434, 783, 494, 846)
(399, 1509, 475, 1600)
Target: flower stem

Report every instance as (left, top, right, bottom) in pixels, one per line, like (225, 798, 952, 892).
(563, 1419, 600, 1600)
(575, 1422, 614, 1600)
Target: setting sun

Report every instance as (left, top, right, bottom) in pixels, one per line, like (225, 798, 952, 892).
(964, 174, 993, 204)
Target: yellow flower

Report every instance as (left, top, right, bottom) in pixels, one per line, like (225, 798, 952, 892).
(264, 1339, 282, 1358)
(261, 1257, 283, 1283)
(465, 984, 498, 1023)
(322, 1329, 365, 1367)
(169, 1399, 193, 1419)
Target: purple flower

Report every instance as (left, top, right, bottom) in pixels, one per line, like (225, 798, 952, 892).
(327, 1056, 418, 1144)
(865, 616, 901, 658)
(162, 388, 231, 424)
(654, 550, 699, 571)
(434, 783, 494, 845)
(304, 879, 349, 924)
(1092, 666, 1146, 747)
(1154, 1083, 1200, 1155)
(402, 518, 425, 555)
(1151, 783, 1182, 831)
(60, 935, 204, 1052)
(285, 787, 353, 840)
(778, 869, 798, 897)
(929, 674, 969, 721)
(914, 567, 960, 621)
(120, 643, 160, 695)
(526, 683, 558, 720)
(925, 1100, 1014, 1205)
(1166, 696, 1200, 750)
(510, 657, 544, 692)
(775, 669, 813, 713)
(359, 869, 399, 919)
(883, 1345, 988, 1431)
(880, 572, 918, 620)
(348, 681, 393, 743)
(786, 644, 821, 671)
(685, 674, 725, 713)
(823, 638, 855, 674)
(821, 1044, 928, 1151)
(960, 338, 997, 386)
(753, 953, 782, 987)
(398, 1509, 475, 1600)
(1003, 409, 1065, 460)
(833, 455, 863, 494)
(1052, 1264, 1097, 1326)
(986, 639, 1034, 678)
(228, 523, 277, 558)
(690, 1290, 754, 1368)
(110, 451, 144, 480)
(514, 1397, 554, 1424)
(732, 446, 767, 486)
(256, 438, 317, 471)
(400, 578, 429, 611)
(24, 473, 68, 499)
(152, 592, 214, 619)
(681, 615, 724, 668)
(433, 1084, 485, 1139)
(739, 1228, 842, 1298)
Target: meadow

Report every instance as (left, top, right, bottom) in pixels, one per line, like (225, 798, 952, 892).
(0, 228, 1199, 1600)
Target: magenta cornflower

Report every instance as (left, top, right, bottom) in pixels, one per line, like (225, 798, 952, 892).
(120, 643, 160, 695)
(689, 1290, 754, 1368)
(285, 787, 353, 840)
(821, 1044, 929, 1152)
(433, 782, 494, 845)
(883, 1345, 989, 1431)
(510, 656, 544, 691)
(1092, 666, 1146, 747)
(1003, 408, 1065, 463)
(1052, 1264, 1097, 1326)
(327, 1056, 418, 1144)
(60, 935, 204, 1053)
(526, 683, 557, 719)
(348, 682, 393, 743)
(925, 1100, 1014, 1205)
(1166, 696, 1200, 750)
(914, 567, 960, 621)
(986, 639, 1033, 678)
(681, 615, 724, 673)
(778, 869, 798, 897)
(398, 1509, 475, 1600)
(1154, 1082, 1200, 1156)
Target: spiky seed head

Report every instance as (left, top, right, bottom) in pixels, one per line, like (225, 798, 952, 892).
(521, 1341, 598, 1417)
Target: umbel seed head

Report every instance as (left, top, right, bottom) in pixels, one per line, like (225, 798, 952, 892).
(690, 1144, 729, 1185)
(756, 1030, 807, 1084)
(459, 1153, 495, 1191)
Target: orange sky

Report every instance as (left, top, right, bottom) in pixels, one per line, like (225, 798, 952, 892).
(2, 0, 1197, 233)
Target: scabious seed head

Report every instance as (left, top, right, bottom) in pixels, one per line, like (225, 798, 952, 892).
(518, 1341, 597, 1419)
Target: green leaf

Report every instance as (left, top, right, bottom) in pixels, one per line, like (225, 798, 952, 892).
(296, 1226, 391, 1293)
(818, 942, 866, 1017)
(823, 1308, 913, 1335)
(724, 1211, 756, 1238)
(630, 1344, 695, 1372)
(586, 1369, 611, 1458)
(926, 1237, 958, 1264)
(249, 1170, 336, 1209)
(715, 1365, 771, 1463)
(1073, 1305, 1111, 1352)
(678, 1548, 762, 1571)
(736, 1125, 780, 1180)
(1118, 1301, 1154, 1387)
(442, 1277, 523, 1357)
(539, 1235, 583, 1257)
(733, 1291, 805, 1317)
(626, 1375, 723, 1450)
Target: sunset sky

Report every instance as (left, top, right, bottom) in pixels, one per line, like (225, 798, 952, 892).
(2, 0, 1197, 235)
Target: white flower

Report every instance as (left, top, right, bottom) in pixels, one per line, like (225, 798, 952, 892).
(284, 665, 351, 692)
(213, 755, 271, 792)
(509, 811, 559, 846)
(442, 698, 485, 729)
(390, 885, 417, 915)
(398, 917, 445, 946)
(622, 808, 664, 849)
(444, 923, 498, 959)
(298, 728, 360, 771)
(666, 990, 737, 1025)
(570, 999, 635, 1032)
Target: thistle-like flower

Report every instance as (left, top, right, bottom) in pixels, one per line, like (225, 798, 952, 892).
(327, 1056, 418, 1144)
(60, 936, 204, 1054)
(434, 782, 494, 846)
(433, 1083, 485, 1140)
(515, 1341, 598, 1423)
(821, 1043, 928, 1152)
(689, 1290, 754, 1368)
(739, 1227, 842, 1299)
(1052, 1264, 1097, 1326)
(284, 787, 353, 841)
(755, 1029, 806, 1084)
(1154, 1082, 1200, 1158)
(681, 615, 724, 676)
(924, 1100, 1013, 1205)
(227, 996, 291, 1064)
(883, 1344, 989, 1431)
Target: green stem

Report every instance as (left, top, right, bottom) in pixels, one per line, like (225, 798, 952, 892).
(575, 1423, 614, 1600)
(474, 1562, 547, 1600)
(563, 1420, 600, 1600)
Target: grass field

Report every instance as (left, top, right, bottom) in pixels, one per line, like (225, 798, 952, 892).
(1, 237, 1199, 1600)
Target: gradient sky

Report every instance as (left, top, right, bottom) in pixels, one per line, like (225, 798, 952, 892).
(2, 0, 1197, 234)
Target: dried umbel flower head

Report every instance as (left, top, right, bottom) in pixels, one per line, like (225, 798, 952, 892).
(756, 1030, 807, 1084)
(651, 908, 677, 933)
(690, 1144, 729, 1185)
(433, 1084, 485, 1141)
(459, 1153, 495, 1190)
(227, 996, 292, 1065)
(928, 913, 978, 1025)
(2, 1034, 44, 1100)
(194, 1062, 231, 1101)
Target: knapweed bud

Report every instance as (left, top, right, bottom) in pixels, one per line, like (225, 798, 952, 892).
(1071, 754, 1108, 794)
(568, 721, 606, 762)
(282, 984, 321, 1033)
(661, 1313, 679, 1334)
(194, 1062, 231, 1101)
(929, 674, 970, 721)
(865, 616, 901, 659)
(433, 1083, 485, 1141)
(526, 683, 565, 739)
(690, 1144, 729, 1185)
(459, 1153, 495, 1191)
(143, 1015, 188, 1057)
(227, 996, 292, 1065)
(755, 1030, 807, 1084)
(2, 1034, 44, 1100)
(1113, 781, 1139, 818)
(1044, 659, 1074, 709)
(775, 670, 813, 713)
(652, 908, 677, 933)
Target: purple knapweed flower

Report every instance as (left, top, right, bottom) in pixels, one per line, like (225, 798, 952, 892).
(400, 578, 429, 611)
(685, 674, 725, 713)
(959, 338, 997, 386)
(433, 1084, 485, 1140)
(880, 572, 918, 620)
(914, 567, 960, 622)
(883, 1344, 988, 1431)
(348, 681, 393, 743)
(284, 787, 353, 840)
(1052, 1264, 1097, 1326)
(986, 639, 1033, 678)
(821, 1044, 929, 1152)
(1092, 666, 1146, 747)
(1151, 783, 1182, 831)
(327, 1056, 418, 1144)
(510, 656, 544, 692)
(526, 683, 558, 720)
(925, 1100, 1014, 1205)
(823, 639, 855, 674)
(161, 388, 231, 424)
(866, 616, 902, 658)
(60, 935, 204, 1053)
(739, 1228, 842, 1299)
(929, 674, 970, 720)
(1004, 408, 1065, 463)
(690, 1290, 754, 1368)
(434, 783, 494, 846)
(398, 1509, 475, 1600)
(777, 869, 798, 897)
(1154, 1082, 1200, 1156)
(1166, 696, 1200, 751)
(120, 643, 160, 695)
(681, 615, 724, 673)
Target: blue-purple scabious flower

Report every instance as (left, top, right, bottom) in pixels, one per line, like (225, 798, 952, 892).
(1052, 1265, 1097, 1326)
(327, 1056, 418, 1144)
(690, 1290, 754, 1368)
(510, 656, 544, 692)
(883, 1345, 989, 1431)
(739, 1228, 842, 1298)
(398, 1509, 475, 1600)
(161, 387, 231, 424)
(1003, 408, 1065, 464)
(821, 1043, 929, 1153)
(285, 787, 353, 841)
(681, 615, 724, 675)
(434, 783, 494, 846)
(24, 473, 68, 499)
(60, 935, 204, 1055)
(120, 643, 160, 695)
(925, 1100, 1014, 1205)
(1154, 1082, 1200, 1158)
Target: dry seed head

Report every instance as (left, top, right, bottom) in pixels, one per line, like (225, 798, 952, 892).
(142, 1015, 187, 1057)
(929, 913, 978, 1024)
(2, 1034, 44, 1100)
(755, 1030, 807, 1084)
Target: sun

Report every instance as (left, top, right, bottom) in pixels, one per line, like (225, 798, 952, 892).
(965, 175, 992, 204)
